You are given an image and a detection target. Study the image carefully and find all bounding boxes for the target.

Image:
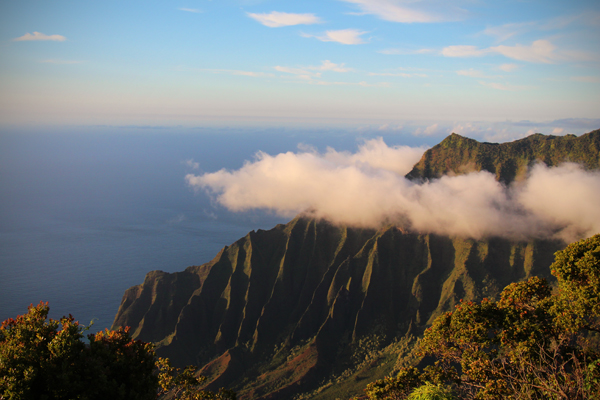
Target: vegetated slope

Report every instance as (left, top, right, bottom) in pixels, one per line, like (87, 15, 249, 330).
(112, 130, 599, 400)
(406, 129, 600, 184)
(113, 220, 562, 399)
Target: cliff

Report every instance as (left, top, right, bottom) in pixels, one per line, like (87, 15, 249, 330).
(112, 130, 600, 399)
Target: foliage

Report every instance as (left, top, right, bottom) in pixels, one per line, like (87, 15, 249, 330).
(0, 302, 236, 400)
(363, 234, 600, 400)
(156, 357, 236, 400)
(406, 383, 456, 400)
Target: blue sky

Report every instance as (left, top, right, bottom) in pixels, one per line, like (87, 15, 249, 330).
(1, 0, 599, 139)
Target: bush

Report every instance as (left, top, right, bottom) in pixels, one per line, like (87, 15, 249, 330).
(407, 383, 455, 400)
(0, 302, 236, 400)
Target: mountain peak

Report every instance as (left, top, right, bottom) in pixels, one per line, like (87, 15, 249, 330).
(406, 130, 600, 184)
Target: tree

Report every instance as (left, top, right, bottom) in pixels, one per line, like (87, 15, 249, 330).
(363, 234, 600, 400)
(0, 302, 156, 400)
(0, 302, 236, 400)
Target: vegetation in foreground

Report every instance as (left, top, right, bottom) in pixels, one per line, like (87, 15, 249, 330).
(362, 234, 600, 400)
(0, 302, 236, 400)
(2, 233, 599, 400)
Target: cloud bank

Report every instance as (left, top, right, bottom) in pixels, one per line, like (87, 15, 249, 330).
(187, 138, 600, 242)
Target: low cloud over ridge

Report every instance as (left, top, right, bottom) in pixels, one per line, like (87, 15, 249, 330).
(187, 138, 600, 242)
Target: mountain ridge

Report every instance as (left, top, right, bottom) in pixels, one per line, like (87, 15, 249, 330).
(406, 129, 600, 183)
(112, 130, 600, 399)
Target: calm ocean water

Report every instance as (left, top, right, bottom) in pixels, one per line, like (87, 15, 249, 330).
(0, 126, 433, 332)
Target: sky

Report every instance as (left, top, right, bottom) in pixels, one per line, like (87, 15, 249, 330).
(1, 0, 599, 139)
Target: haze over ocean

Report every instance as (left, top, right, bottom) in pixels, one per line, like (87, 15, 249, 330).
(0, 126, 437, 331)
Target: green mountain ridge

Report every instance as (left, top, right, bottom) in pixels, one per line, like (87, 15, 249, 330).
(112, 130, 600, 400)
(407, 129, 600, 183)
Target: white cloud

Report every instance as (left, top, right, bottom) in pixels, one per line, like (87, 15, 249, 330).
(187, 140, 600, 242)
(274, 60, 352, 81)
(478, 81, 529, 91)
(379, 48, 435, 55)
(483, 22, 536, 42)
(443, 40, 560, 63)
(202, 69, 274, 77)
(184, 159, 200, 170)
(311, 60, 352, 72)
(456, 69, 494, 78)
(490, 40, 557, 64)
(178, 8, 202, 13)
(14, 32, 66, 42)
(340, 0, 453, 23)
(247, 11, 322, 27)
(570, 76, 600, 83)
(275, 65, 320, 80)
(369, 72, 427, 77)
(39, 59, 84, 64)
(498, 63, 519, 72)
(442, 45, 487, 58)
(310, 80, 390, 87)
(552, 128, 565, 135)
(303, 29, 368, 45)
(413, 123, 443, 136)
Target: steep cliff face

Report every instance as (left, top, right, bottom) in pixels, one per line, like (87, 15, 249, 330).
(406, 129, 600, 184)
(112, 130, 600, 399)
(112, 218, 563, 398)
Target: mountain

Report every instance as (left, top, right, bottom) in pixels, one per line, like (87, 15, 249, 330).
(112, 130, 600, 399)
(407, 129, 600, 184)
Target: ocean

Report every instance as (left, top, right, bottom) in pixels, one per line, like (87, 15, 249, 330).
(0, 126, 435, 332)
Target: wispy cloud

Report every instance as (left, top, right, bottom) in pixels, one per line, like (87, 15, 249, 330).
(443, 40, 562, 63)
(313, 60, 352, 72)
(490, 40, 557, 63)
(202, 69, 275, 77)
(183, 159, 200, 170)
(274, 60, 352, 80)
(39, 59, 84, 64)
(498, 63, 519, 72)
(442, 45, 487, 58)
(483, 14, 596, 42)
(368, 72, 427, 77)
(14, 32, 66, 42)
(456, 69, 498, 79)
(570, 76, 600, 83)
(178, 8, 202, 13)
(302, 29, 368, 45)
(247, 11, 322, 27)
(413, 123, 443, 136)
(339, 0, 461, 23)
(378, 48, 435, 55)
(478, 81, 529, 91)
(275, 66, 321, 80)
(483, 22, 536, 42)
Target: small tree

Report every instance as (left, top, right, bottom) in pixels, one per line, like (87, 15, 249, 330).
(0, 302, 157, 400)
(0, 302, 236, 400)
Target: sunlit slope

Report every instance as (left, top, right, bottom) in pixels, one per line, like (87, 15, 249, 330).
(406, 129, 600, 184)
(113, 219, 562, 398)
(112, 130, 600, 399)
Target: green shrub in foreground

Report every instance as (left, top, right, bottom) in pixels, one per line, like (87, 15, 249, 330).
(407, 383, 456, 400)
